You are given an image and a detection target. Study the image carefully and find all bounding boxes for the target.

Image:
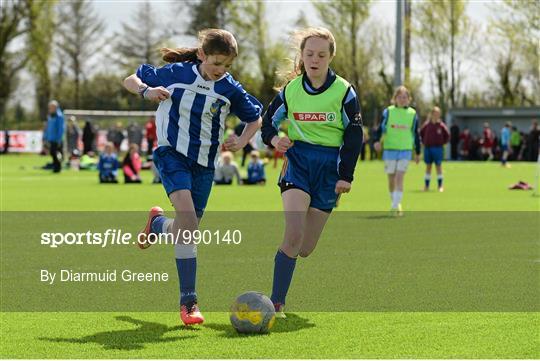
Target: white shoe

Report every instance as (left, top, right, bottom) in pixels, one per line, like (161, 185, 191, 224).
(274, 303, 286, 319)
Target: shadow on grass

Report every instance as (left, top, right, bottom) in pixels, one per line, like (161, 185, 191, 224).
(39, 315, 195, 351)
(205, 313, 315, 338)
(361, 214, 395, 220)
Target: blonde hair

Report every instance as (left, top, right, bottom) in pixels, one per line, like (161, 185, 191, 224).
(427, 106, 441, 122)
(391, 85, 411, 106)
(221, 151, 233, 161)
(161, 29, 238, 63)
(104, 142, 114, 152)
(278, 27, 336, 87)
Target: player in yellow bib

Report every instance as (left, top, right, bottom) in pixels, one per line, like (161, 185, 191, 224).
(261, 27, 363, 317)
(373, 86, 421, 216)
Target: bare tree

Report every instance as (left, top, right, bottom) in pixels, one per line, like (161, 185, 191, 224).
(113, 1, 169, 72)
(56, 0, 105, 107)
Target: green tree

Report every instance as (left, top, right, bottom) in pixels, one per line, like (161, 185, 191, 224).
(26, 0, 57, 123)
(186, 0, 232, 35)
(295, 10, 310, 28)
(312, 0, 405, 123)
(56, 0, 105, 107)
(312, 0, 371, 93)
(414, 0, 477, 114)
(0, 0, 29, 124)
(228, 1, 288, 107)
(488, 0, 539, 106)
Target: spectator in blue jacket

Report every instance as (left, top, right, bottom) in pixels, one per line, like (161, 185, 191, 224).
(44, 100, 65, 173)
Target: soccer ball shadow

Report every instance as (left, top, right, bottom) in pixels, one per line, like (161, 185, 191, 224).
(204, 313, 315, 338)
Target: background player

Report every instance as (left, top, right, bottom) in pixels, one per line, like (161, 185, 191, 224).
(373, 86, 421, 216)
(500, 122, 512, 168)
(420, 106, 450, 192)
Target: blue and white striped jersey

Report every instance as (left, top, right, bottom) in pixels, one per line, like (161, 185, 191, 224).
(137, 62, 262, 169)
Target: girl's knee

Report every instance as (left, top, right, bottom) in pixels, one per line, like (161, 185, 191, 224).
(298, 249, 312, 258)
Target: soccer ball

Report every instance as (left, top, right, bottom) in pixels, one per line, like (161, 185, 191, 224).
(230, 291, 276, 334)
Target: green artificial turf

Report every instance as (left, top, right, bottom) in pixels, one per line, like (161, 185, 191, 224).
(1, 154, 539, 359)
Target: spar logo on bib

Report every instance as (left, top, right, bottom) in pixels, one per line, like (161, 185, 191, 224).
(293, 112, 336, 122)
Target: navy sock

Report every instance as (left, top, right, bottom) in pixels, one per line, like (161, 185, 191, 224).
(270, 249, 297, 305)
(437, 175, 443, 188)
(175, 258, 197, 305)
(151, 215, 166, 234)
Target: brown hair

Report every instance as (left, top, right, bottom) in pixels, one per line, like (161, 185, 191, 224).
(161, 29, 238, 63)
(277, 27, 336, 88)
(391, 85, 411, 106)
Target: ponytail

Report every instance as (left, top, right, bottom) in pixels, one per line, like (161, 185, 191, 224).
(160, 29, 238, 64)
(160, 47, 199, 63)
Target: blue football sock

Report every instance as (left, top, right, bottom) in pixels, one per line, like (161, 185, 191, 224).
(424, 174, 431, 188)
(437, 175, 443, 188)
(151, 215, 167, 234)
(270, 249, 297, 305)
(176, 257, 197, 305)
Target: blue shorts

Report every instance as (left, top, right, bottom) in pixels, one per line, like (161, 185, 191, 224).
(383, 149, 412, 160)
(501, 144, 510, 152)
(279, 141, 339, 211)
(424, 146, 444, 165)
(153, 146, 214, 218)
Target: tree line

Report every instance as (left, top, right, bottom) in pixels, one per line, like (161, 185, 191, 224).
(1, 0, 538, 129)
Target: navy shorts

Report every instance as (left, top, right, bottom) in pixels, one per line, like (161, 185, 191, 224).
(279, 141, 339, 211)
(153, 146, 214, 218)
(424, 146, 444, 165)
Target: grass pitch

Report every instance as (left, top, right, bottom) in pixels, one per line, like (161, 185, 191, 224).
(1, 154, 538, 359)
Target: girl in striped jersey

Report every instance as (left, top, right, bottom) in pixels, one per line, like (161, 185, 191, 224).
(261, 27, 363, 317)
(123, 29, 262, 325)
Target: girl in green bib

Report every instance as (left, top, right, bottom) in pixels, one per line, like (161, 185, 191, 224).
(261, 27, 363, 317)
(373, 86, 421, 216)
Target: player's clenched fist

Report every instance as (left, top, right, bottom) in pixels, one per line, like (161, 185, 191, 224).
(270, 135, 293, 153)
(335, 180, 351, 194)
(223, 134, 244, 152)
(145, 87, 171, 102)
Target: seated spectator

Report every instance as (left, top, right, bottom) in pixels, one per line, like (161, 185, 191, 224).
(123, 143, 142, 183)
(214, 151, 241, 185)
(242, 151, 266, 185)
(98, 142, 119, 183)
(79, 152, 98, 170)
